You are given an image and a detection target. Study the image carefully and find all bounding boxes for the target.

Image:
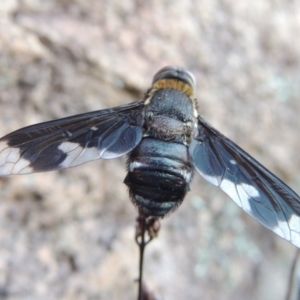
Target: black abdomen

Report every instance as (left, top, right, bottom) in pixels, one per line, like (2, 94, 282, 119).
(124, 138, 193, 217)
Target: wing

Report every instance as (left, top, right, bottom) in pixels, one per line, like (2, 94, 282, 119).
(0, 100, 145, 175)
(189, 115, 300, 248)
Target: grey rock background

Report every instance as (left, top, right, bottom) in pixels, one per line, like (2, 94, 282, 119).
(0, 1, 300, 299)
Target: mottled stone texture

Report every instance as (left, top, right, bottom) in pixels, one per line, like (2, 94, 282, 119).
(0, 1, 300, 299)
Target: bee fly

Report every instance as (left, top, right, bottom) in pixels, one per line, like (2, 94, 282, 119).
(0, 66, 300, 247)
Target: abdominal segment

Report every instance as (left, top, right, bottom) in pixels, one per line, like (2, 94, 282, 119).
(124, 138, 193, 217)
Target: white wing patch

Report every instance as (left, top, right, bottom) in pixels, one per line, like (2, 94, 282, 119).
(58, 142, 79, 153)
(58, 142, 100, 168)
(273, 220, 291, 240)
(240, 183, 259, 198)
(0, 142, 33, 175)
(237, 183, 260, 212)
(12, 158, 32, 174)
(289, 214, 300, 233)
(0, 147, 19, 165)
(58, 141, 126, 168)
(219, 178, 242, 207)
(286, 215, 300, 246)
(219, 176, 300, 247)
(0, 162, 18, 175)
(291, 230, 300, 246)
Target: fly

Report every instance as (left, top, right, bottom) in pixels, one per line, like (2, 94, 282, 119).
(0, 66, 299, 247)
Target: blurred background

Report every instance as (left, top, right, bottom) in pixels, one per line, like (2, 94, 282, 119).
(0, 1, 300, 299)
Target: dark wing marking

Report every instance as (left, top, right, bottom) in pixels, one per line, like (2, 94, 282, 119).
(0, 100, 145, 175)
(189, 115, 300, 247)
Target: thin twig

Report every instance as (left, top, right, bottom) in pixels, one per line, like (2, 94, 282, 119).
(135, 214, 160, 300)
(137, 216, 146, 300)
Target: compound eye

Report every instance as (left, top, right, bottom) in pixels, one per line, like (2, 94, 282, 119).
(152, 66, 196, 91)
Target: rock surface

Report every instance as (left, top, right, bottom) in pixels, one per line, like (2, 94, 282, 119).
(0, 1, 300, 299)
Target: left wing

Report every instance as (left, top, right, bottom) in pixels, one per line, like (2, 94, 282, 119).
(189, 115, 300, 247)
(0, 100, 145, 175)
